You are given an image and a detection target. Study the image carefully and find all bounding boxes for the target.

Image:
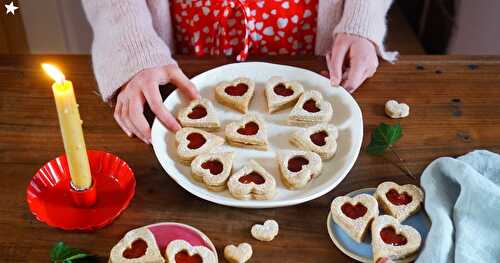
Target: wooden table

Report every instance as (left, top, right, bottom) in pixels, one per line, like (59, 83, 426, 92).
(1, 55, 499, 262)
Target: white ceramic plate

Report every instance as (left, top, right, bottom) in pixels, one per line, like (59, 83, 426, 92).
(151, 62, 363, 208)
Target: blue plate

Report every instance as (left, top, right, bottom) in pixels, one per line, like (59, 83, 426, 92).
(327, 188, 430, 263)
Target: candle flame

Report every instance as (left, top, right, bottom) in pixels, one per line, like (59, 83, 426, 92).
(42, 64, 65, 83)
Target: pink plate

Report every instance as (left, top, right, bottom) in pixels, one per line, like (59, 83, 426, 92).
(146, 222, 218, 260)
(26, 150, 135, 231)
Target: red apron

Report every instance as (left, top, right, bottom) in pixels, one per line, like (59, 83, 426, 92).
(171, 0, 318, 61)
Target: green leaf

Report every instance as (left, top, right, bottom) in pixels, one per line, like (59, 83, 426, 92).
(367, 123, 402, 155)
(50, 242, 91, 263)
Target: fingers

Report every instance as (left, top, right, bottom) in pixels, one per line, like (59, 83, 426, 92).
(120, 98, 142, 140)
(143, 83, 181, 132)
(329, 40, 349, 85)
(168, 66, 200, 100)
(128, 97, 151, 144)
(113, 101, 132, 137)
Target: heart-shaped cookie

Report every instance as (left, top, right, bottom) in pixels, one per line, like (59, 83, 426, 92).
(165, 239, 216, 263)
(225, 114, 268, 150)
(264, 76, 304, 113)
(385, 100, 410, 119)
(371, 215, 422, 262)
(215, 77, 255, 113)
(227, 160, 276, 200)
(191, 152, 235, 192)
(288, 90, 333, 126)
(251, 219, 279, 242)
(177, 98, 220, 131)
(175, 127, 224, 165)
(374, 182, 424, 222)
(277, 150, 322, 189)
(290, 123, 339, 160)
(224, 243, 252, 263)
(330, 194, 379, 243)
(109, 227, 163, 263)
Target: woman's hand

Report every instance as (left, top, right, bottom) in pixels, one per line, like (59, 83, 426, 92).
(326, 33, 379, 93)
(114, 64, 199, 144)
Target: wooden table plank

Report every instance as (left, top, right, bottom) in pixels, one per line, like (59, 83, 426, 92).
(0, 55, 499, 262)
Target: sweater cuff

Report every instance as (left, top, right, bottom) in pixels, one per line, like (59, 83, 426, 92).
(334, 0, 398, 62)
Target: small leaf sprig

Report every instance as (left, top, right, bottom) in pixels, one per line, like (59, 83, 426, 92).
(366, 123, 415, 180)
(50, 241, 92, 263)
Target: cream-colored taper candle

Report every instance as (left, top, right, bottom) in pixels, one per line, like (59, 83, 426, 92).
(42, 64, 92, 190)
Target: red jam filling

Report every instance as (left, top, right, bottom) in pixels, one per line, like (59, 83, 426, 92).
(310, 131, 328, 146)
(386, 189, 413, 206)
(239, 172, 265, 185)
(341, 203, 368, 219)
(380, 226, 407, 246)
(174, 250, 202, 263)
(201, 160, 224, 175)
(237, 122, 259, 135)
(225, 83, 248, 96)
(287, 156, 309, 172)
(187, 105, 207, 119)
(302, 99, 320, 113)
(122, 239, 147, 259)
(273, 83, 294, 96)
(186, 133, 206, 149)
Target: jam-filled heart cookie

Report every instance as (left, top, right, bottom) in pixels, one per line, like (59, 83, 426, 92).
(227, 160, 276, 200)
(175, 128, 224, 165)
(290, 123, 339, 160)
(191, 152, 235, 192)
(277, 150, 322, 189)
(165, 239, 216, 263)
(374, 182, 424, 222)
(371, 215, 422, 262)
(330, 194, 379, 243)
(264, 76, 304, 113)
(109, 227, 163, 263)
(224, 243, 253, 263)
(251, 219, 279, 242)
(288, 90, 333, 126)
(225, 114, 268, 150)
(215, 77, 255, 113)
(177, 98, 220, 131)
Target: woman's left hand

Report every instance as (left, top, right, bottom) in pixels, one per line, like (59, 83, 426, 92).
(326, 33, 379, 93)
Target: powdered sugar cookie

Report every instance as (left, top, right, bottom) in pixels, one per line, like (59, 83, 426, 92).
(225, 114, 268, 150)
(264, 76, 304, 113)
(175, 128, 224, 165)
(177, 98, 220, 131)
(109, 227, 163, 263)
(227, 160, 276, 200)
(191, 152, 235, 192)
(224, 243, 252, 263)
(288, 90, 333, 126)
(214, 77, 255, 113)
(277, 150, 322, 189)
(165, 239, 216, 263)
(290, 123, 339, 160)
(251, 219, 279, 242)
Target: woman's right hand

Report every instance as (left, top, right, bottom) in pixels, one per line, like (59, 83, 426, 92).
(114, 64, 199, 144)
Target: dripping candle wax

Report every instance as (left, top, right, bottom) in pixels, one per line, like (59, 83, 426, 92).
(42, 64, 92, 190)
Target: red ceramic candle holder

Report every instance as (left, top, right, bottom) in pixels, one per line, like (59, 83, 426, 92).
(26, 150, 135, 231)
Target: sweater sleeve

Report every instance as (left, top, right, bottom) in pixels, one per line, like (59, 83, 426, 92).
(334, 0, 398, 62)
(82, 0, 176, 101)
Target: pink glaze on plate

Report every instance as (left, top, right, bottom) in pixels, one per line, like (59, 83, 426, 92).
(147, 223, 215, 255)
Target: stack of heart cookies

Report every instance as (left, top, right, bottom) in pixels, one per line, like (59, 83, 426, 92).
(330, 182, 425, 262)
(174, 76, 339, 200)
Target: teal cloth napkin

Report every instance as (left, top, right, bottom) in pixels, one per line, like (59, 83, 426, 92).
(417, 150, 500, 263)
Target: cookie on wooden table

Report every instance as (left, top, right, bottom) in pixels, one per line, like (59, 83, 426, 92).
(288, 90, 333, 126)
(227, 160, 276, 200)
(191, 152, 235, 192)
(175, 127, 224, 165)
(177, 98, 220, 131)
(374, 181, 424, 222)
(109, 227, 163, 263)
(214, 77, 255, 113)
(264, 76, 304, 113)
(277, 150, 322, 189)
(224, 243, 253, 263)
(225, 114, 268, 150)
(290, 123, 339, 160)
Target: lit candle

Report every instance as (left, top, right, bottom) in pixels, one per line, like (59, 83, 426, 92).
(42, 64, 92, 190)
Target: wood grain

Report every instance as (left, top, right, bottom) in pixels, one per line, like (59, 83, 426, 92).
(0, 55, 499, 262)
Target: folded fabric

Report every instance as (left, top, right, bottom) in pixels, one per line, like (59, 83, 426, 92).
(417, 150, 500, 263)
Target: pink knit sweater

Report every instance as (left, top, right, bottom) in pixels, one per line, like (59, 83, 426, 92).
(83, 0, 396, 101)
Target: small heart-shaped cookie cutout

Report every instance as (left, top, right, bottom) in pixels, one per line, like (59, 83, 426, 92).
(187, 133, 206, 149)
(251, 220, 279, 242)
(287, 156, 309, 172)
(341, 203, 367, 219)
(225, 83, 248, 96)
(386, 189, 412, 205)
(273, 83, 294, 96)
(309, 130, 328, 146)
(302, 99, 320, 112)
(385, 99, 410, 119)
(237, 121, 259, 135)
(187, 105, 207, 119)
(380, 226, 408, 246)
(224, 243, 253, 263)
(239, 172, 265, 185)
(175, 250, 203, 263)
(122, 239, 148, 259)
(201, 160, 223, 175)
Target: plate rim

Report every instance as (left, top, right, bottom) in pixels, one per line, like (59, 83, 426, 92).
(152, 61, 364, 208)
